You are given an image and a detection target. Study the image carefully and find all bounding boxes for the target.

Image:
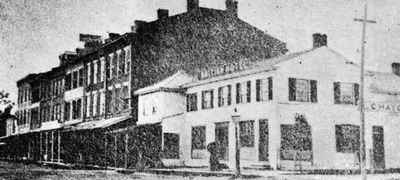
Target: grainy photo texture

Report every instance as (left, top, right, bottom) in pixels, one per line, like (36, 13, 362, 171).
(0, 0, 400, 179)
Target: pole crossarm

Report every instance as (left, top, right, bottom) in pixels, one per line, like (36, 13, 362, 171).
(354, 18, 377, 24)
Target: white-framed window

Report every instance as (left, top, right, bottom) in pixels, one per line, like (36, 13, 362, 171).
(186, 93, 198, 112)
(256, 77, 273, 101)
(236, 81, 250, 104)
(288, 78, 317, 103)
(201, 90, 214, 109)
(334, 82, 359, 105)
(218, 85, 232, 107)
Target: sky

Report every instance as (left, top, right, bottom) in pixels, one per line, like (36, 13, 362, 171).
(1, 0, 400, 108)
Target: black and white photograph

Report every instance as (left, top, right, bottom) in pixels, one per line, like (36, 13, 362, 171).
(0, 0, 400, 179)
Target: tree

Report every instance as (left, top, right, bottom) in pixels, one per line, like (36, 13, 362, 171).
(0, 90, 14, 112)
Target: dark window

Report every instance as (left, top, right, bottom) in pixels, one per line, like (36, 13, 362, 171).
(72, 71, 78, 89)
(64, 102, 70, 121)
(122, 86, 129, 110)
(77, 99, 81, 119)
(335, 124, 360, 153)
(192, 126, 206, 150)
(246, 81, 251, 103)
(288, 78, 317, 103)
(218, 87, 224, 107)
(227, 85, 232, 105)
(90, 62, 94, 84)
(126, 49, 131, 74)
(78, 69, 84, 87)
(90, 94, 94, 117)
(239, 121, 254, 147)
(106, 56, 110, 80)
(112, 53, 118, 78)
(119, 50, 126, 76)
(186, 93, 198, 112)
(334, 82, 359, 105)
(236, 83, 242, 103)
(64, 77, 70, 92)
(96, 92, 101, 115)
(280, 114, 312, 161)
(201, 90, 214, 109)
(163, 133, 180, 159)
(97, 61, 101, 82)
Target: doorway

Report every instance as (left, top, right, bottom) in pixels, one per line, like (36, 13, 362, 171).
(372, 126, 385, 169)
(215, 122, 229, 160)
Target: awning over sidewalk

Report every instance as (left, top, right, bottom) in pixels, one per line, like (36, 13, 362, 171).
(68, 115, 132, 131)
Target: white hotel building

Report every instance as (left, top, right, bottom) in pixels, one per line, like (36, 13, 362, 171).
(134, 36, 400, 171)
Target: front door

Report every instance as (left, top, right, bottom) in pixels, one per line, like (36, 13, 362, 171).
(372, 126, 385, 169)
(215, 122, 229, 160)
(259, 119, 269, 161)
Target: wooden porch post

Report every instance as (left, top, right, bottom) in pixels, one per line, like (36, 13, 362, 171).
(39, 132, 42, 161)
(124, 133, 129, 169)
(104, 133, 107, 168)
(58, 130, 61, 163)
(45, 132, 48, 161)
(114, 134, 117, 167)
(51, 131, 54, 162)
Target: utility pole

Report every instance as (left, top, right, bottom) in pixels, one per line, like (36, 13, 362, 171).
(354, 1, 376, 180)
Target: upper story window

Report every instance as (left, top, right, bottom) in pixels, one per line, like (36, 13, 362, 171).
(218, 85, 232, 107)
(72, 71, 78, 89)
(112, 53, 118, 78)
(334, 82, 359, 105)
(201, 90, 214, 109)
(106, 55, 111, 80)
(288, 78, 317, 103)
(256, 77, 273, 101)
(125, 49, 131, 74)
(97, 60, 101, 83)
(119, 50, 126, 76)
(236, 81, 251, 104)
(186, 93, 198, 112)
(78, 68, 84, 87)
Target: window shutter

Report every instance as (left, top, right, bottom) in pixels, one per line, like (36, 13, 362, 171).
(236, 83, 241, 103)
(288, 78, 296, 101)
(201, 91, 205, 109)
(227, 85, 232, 105)
(354, 83, 359, 105)
(246, 81, 251, 103)
(334, 82, 341, 104)
(210, 90, 214, 108)
(310, 80, 318, 103)
(256, 79, 261, 102)
(186, 95, 189, 112)
(268, 77, 273, 100)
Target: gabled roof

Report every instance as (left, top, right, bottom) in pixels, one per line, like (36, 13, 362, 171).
(182, 46, 359, 88)
(134, 70, 195, 95)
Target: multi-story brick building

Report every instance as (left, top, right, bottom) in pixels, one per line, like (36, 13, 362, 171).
(1, 0, 288, 168)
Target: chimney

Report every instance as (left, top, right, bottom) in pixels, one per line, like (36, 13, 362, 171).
(132, 20, 147, 33)
(187, 0, 199, 12)
(226, 0, 238, 16)
(312, 33, 327, 48)
(392, 63, 400, 76)
(157, 9, 169, 19)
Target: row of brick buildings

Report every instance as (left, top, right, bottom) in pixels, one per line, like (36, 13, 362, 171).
(0, 0, 288, 169)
